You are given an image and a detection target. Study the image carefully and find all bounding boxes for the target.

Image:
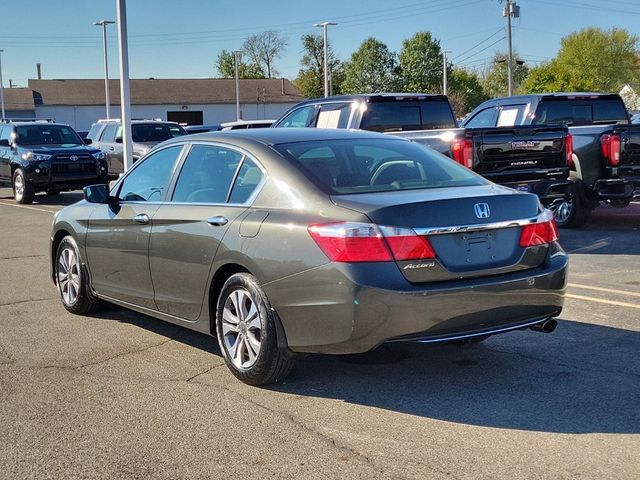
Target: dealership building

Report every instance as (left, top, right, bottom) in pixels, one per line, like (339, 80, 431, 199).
(5, 78, 305, 130)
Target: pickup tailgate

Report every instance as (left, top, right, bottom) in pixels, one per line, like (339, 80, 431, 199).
(471, 125, 570, 183)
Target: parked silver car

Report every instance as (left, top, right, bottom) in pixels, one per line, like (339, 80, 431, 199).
(50, 128, 567, 385)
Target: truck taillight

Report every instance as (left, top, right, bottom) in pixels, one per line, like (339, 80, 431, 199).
(600, 133, 621, 166)
(308, 222, 436, 263)
(565, 133, 574, 167)
(452, 137, 473, 169)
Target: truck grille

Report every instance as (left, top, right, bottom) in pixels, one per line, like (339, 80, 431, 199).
(51, 154, 97, 175)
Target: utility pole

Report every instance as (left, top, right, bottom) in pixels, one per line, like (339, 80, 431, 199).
(116, 0, 133, 172)
(313, 22, 337, 98)
(94, 20, 115, 119)
(234, 50, 242, 120)
(442, 50, 451, 96)
(503, 0, 520, 96)
(0, 50, 5, 119)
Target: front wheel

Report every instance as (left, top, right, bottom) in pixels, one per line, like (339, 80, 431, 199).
(13, 169, 35, 204)
(216, 273, 295, 385)
(55, 236, 101, 315)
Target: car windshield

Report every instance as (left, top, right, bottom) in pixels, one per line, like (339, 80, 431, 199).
(132, 124, 187, 142)
(15, 125, 83, 146)
(275, 138, 486, 195)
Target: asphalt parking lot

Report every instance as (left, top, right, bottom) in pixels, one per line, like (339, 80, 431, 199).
(0, 188, 639, 480)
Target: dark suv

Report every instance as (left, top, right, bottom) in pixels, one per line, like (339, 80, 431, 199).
(0, 121, 108, 204)
(87, 119, 187, 177)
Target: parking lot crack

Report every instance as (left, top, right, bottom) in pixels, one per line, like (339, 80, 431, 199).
(0, 297, 57, 307)
(185, 363, 226, 382)
(206, 385, 396, 478)
(0, 254, 48, 260)
(75, 339, 173, 370)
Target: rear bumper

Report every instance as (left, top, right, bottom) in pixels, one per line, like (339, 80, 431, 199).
(264, 243, 568, 354)
(502, 179, 572, 204)
(593, 177, 640, 200)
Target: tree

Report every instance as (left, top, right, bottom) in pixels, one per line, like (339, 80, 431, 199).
(242, 31, 288, 78)
(215, 49, 265, 79)
(341, 38, 400, 94)
(293, 34, 344, 98)
(399, 32, 443, 93)
(521, 28, 640, 93)
(482, 52, 529, 98)
(447, 68, 488, 116)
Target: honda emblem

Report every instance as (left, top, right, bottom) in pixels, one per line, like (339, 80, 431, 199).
(474, 203, 490, 219)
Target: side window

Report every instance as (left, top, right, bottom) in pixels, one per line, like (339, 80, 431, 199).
(229, 158, 265, 204)
(465, 107, 497, 128)
(315, 103, 352, 129)
(276, 105, 316, 128)
(117, 145, 182, 202)
(0, 127, 10, 142)
(100, 124, 118, 142)
(172, 145, 243, 204)
(496, 104, 526, 127)
(87, 123, 102, 140)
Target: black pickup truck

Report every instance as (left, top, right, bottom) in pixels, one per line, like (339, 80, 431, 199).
(274, 94, 573, 225)
(463, 93, 640, 227)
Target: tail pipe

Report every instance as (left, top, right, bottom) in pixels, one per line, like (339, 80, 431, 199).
(529, 318, 558, 334)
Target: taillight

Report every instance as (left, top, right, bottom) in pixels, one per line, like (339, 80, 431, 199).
(452, 137, 473, 169)
(565, 133, 574, 166)
(600, 133, 621, 166)
(519, 219, 559, 247)
(308, 222, 436, 263)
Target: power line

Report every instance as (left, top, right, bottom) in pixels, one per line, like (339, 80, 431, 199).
(454, 36, 506, 65)
(452, 28, 504, 60)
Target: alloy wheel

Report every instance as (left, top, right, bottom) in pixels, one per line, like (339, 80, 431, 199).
(14, 174, 24, 201)
(549, 197, 572, 225)
(57, 247, 81, 306)
(222, 288, 262, 369)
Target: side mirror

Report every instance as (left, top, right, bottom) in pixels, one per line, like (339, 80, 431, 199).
(115, 137, 123, 144)
(83, 184, 110, 204)
(83, 138, 93, 145)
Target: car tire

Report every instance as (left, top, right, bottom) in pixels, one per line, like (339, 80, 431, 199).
(55, 235, 101, 315)
(550, 181, 591, 229)
(13, 169, 35, 204)
(216, 273, 295, 385)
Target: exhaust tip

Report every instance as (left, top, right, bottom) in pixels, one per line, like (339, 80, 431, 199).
(530, 318, 558, 334)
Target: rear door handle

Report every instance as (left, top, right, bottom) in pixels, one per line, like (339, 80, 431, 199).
(108, 146, 115, 151)
(206, 216, 228, 226)
(133, 213, 150, 224)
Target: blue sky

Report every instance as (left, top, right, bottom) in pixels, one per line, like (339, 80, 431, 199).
(3, 0, 640, 86)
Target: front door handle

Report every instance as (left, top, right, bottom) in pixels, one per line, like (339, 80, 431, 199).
(206, 216, 228, 226)
(108, 146, 115, 151)
(133, 213, 150, 224)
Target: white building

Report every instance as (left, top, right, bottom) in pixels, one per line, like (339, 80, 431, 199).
(27, 78, 306, 131)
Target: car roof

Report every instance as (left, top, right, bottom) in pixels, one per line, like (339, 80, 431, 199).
(167, 127, 396, 146)
(9, 122, 71, 127)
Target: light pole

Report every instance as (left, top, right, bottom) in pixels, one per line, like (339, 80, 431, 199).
(442, 50, 452, 96)
(234, 50, 242, 121)
(116, 0, 133, 172)
(94, 20, 115, 119)
(503, 0, 520, 96)
(313, 22, 337, 98)
(0, 50, 5, 119)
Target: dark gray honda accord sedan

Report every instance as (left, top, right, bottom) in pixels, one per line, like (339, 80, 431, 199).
(50, 128, 567, 385)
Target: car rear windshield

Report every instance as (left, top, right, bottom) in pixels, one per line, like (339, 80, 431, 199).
(360, 99, 457, 132)
(132, 124, 187, 142)
(16, 125, 82, 146)
(533, 98, 629, 126)
(274, 138, 485, 195)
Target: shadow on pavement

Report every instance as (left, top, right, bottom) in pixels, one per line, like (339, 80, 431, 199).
(88, 305, 640, 435)
(0, 188, 84, 207)
(557, 203, 640, 255)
